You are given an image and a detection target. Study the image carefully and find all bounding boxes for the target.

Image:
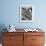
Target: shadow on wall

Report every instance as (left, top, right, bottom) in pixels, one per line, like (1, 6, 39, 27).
(0, 24, 7, 43)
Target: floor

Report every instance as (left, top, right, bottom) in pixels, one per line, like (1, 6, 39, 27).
(0, 44, 2, 46)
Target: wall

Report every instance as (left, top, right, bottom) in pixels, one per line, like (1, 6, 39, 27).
(0, 0, 46, 29)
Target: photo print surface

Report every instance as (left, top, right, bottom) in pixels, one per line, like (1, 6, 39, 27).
(22, 7, 32, 20)
(20, 5, 34, 22)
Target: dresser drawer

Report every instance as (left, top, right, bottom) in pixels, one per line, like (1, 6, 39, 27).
(3, 42, 23, 46)
(24, 32, 44, 36)
(32, 44, 44, 46)
(32, 36, 45, 44)
(3, 32, 23, 36)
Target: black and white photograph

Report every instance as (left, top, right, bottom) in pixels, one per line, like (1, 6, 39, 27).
(20, 5, 34, 22)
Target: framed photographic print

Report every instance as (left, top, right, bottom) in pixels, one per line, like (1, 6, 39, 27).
(20, 5, 34, 22)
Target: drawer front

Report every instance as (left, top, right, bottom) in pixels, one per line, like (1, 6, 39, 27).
(32, 36, 45, 44)
(3, 32, 23, 36)
(32, 44, 44, 46)
(3, 43, 23, 46)
(24, 32, 44, 36)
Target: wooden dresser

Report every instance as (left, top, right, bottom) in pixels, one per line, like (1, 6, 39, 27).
(2, 29, 45, 46)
